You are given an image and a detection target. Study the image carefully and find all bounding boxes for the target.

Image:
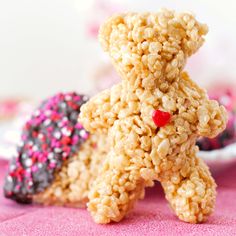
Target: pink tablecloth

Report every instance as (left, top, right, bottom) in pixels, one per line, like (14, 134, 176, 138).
(0, 159, 236, 236)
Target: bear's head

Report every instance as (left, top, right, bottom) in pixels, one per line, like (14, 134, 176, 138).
(99, 10, 208, 89)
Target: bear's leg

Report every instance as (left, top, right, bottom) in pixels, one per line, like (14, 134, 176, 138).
(160, 152, 216, 223)
(87, 152, 145, 224)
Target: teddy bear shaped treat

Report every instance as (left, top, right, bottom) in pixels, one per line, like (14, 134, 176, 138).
(79, 9, 227, 224)
(4, 92, 107, 206)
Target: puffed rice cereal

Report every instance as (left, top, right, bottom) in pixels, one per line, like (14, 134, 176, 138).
(79, 9, 227, 224)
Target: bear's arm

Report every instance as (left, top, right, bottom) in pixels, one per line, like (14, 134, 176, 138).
(79, 84, 122, 134)
(197, 100, 227, 138)
(179, 72, 227, 139)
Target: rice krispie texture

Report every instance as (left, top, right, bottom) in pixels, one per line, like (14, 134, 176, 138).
(33, 134, 108, 207)
(79, 9, 227, 224)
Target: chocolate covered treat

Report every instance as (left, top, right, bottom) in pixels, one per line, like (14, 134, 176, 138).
(4, 92, 107, 206)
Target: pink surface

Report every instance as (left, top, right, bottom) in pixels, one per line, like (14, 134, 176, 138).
(0, 159, 236, 236)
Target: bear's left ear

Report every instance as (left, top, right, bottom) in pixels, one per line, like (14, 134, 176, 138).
(99, 14, 125, 53)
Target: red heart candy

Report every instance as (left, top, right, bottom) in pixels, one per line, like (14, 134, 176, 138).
(152, 110, 171, 127)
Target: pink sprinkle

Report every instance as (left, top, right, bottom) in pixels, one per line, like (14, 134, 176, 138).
(74, 95, 81, 101)
(51, 139, 57, 148)
(83, 133, 89, 139)
(24, 172, 31, 178)
(47, 127, 53, 132)
(31, 165, 38, 173)
(38, 153, 47, 162)
(15, 185, 20, 190)
(34, 152, 39, 158)
(55, 141, 60, 148)
(76, 123, 83, 129)
(72, 136, 79, 145)
(28, 150, 33, 156)
(49, 163, 56, 169)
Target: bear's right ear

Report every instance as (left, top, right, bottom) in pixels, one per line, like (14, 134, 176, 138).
(168, 11, 208, 57)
